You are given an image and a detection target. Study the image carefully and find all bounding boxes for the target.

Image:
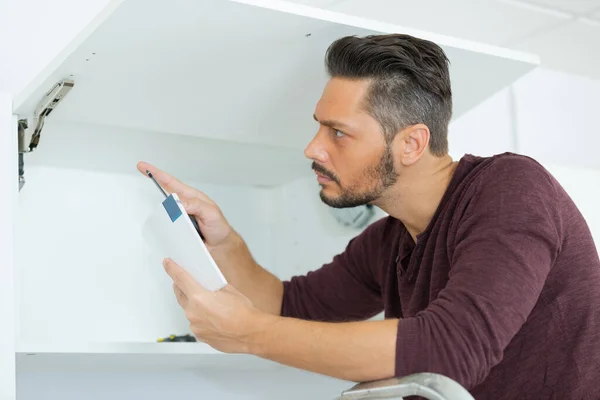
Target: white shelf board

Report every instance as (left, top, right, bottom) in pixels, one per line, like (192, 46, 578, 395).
(16, 341, 354, 399)
(17, 341, 282, 372)
(13, 0, 539, 153)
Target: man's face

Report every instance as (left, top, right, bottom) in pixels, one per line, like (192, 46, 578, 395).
(304, 77, 399, 208)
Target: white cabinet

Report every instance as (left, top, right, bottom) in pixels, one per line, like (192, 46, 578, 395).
(4, 0, 538, 398)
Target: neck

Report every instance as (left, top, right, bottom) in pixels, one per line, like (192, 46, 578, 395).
(375, 154, 458, 242)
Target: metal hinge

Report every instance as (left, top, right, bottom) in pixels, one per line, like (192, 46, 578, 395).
(18, 79, 74, 190)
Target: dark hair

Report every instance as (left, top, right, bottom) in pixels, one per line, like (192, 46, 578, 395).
(324, 34, 453, 156)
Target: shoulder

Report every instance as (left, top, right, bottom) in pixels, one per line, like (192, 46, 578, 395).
(465, 152, 559, 198)
(454, 153, 563, 239)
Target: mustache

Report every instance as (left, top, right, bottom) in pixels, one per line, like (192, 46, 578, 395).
(312, 162, 339, 183)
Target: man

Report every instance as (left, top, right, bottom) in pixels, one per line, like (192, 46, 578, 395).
(137, 34, 600, 399)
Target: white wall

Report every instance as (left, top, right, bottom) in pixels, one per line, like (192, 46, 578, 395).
(272, 176, 388, 281)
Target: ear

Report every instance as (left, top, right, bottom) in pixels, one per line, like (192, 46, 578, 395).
(395, 124, 430, 166)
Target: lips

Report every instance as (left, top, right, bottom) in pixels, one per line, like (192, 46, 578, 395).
(315, 172, 332, 183)
(311, 162, 336, 184)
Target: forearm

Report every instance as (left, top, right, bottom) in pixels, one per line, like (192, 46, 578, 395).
(210, 231, 283, 315)
(252, 316, 398, 382)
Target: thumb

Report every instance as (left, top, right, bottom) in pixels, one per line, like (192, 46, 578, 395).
(163, 258, 207, 297)
(181, 196, 223, 227)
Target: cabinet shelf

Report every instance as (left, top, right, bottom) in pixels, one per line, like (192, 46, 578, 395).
(17, 341, 279, 372)
(16, 342, 354, 399)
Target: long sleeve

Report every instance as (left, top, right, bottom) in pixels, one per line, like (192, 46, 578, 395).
(280, 218, 387, 322)
(394, 159, 563, 389)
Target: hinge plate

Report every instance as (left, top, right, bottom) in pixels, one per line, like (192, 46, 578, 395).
(17, 79, 74, 190)
(18, 79, 74, 153)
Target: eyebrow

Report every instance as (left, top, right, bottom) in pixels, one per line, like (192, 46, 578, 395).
(313, 114, 351, 130)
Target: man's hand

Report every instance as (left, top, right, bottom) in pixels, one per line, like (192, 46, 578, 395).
(164, 258, 396, 382)
(137, 161, 234, 248)
(163, 258, 273, 354)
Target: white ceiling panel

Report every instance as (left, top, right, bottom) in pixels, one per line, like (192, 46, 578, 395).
(328, 0, 568, 46)
(511, 19, 600, 79)
(518, 0, 600, 15)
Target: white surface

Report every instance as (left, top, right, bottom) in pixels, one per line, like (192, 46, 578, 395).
(511, 18, 600, 79)
(13, 0, 538, 145)
(1, 0, 121, 99)
(17, 364, 351, 400)
(447, 86, 515, 158)
(0, 95, 16, 400)
(16, 341, 352, 399)
(543, 163, 600, 248)
(330, 0, 568, 46)
(511, 68, 600, 169)
(143, 193, 227, 292)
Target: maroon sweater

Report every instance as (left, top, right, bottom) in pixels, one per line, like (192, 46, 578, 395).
(281, 153, 600, 399)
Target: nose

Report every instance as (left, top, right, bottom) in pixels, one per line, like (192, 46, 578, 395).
(304, 132, 329, 164)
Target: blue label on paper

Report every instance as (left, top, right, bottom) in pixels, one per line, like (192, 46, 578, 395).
(162, 194, 182, 222)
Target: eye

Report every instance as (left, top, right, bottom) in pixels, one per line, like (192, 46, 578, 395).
(334, 129, 345, 138)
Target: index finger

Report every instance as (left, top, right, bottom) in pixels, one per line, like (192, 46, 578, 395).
(137, 161, 185, 195)
(137, 161, 213, 204)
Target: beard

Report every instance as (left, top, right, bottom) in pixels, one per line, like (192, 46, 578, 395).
(314, 145, 398, 209)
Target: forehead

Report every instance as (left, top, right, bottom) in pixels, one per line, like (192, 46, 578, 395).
(315, 77, 371, 116)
